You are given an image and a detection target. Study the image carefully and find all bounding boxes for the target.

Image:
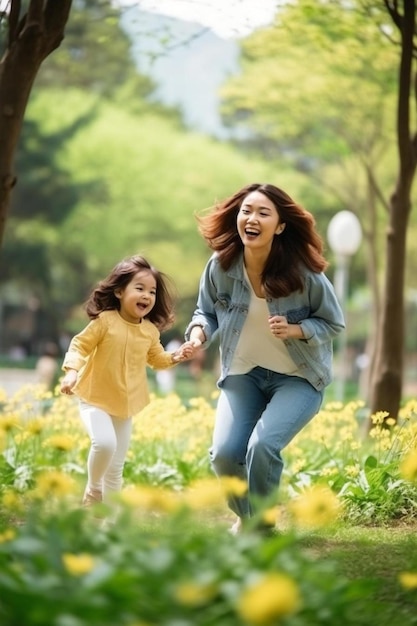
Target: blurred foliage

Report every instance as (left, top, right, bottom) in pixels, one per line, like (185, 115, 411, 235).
(37, 0, 151, 100)
(19, 86, 303, 334)
(220, 0, 417, 294)
(221, 0, 398, 166)
(0, 0, 313, 346)
(3, 0, 416, 355)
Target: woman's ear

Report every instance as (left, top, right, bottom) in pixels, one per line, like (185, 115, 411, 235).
(275, 223, 286, 235)
(114, 289, 123, 300)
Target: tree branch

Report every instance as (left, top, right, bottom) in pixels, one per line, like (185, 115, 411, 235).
(8, 0, 21, 46)
(27, 0, 43, 23)
(364, 161, 391, 214)
(383, 0, 402, 29)
(42, 0, 72, 57)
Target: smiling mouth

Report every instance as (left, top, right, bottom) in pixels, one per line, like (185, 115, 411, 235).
(245, 228, 260, 237)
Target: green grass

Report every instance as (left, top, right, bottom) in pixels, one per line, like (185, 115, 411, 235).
(126, 510, 417, 626)
(302, 523, 417, 626)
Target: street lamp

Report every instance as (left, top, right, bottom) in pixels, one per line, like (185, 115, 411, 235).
(327, 210, 362, 402)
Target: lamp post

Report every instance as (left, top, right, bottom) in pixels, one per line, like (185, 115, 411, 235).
(327, 210, 362, 402)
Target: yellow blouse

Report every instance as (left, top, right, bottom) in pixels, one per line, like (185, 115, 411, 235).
(62, 310, 175, 418)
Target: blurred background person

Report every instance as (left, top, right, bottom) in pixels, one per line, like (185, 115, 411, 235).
(155, 336, 182, 394)
(35, 341, 59, 390)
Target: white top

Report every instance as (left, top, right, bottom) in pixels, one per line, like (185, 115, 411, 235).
(229, 272, 301, 377)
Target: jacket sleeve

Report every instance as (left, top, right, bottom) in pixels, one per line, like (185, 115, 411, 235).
(184, 255, 219, 345)
(298, 272, 345, 345)
(146, 327, 176, 370)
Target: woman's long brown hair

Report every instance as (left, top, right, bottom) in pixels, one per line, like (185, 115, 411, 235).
(196, 183, 328, 297)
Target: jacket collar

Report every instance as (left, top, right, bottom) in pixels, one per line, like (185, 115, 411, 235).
(225, 252, 245, 282)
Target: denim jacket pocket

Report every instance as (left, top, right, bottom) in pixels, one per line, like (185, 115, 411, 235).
(285, 306, 310, 324)
(214, 293, 231, 311)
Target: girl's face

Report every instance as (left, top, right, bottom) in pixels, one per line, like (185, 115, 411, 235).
(237, 190, 285, 252)
(115, 270, 157, 324)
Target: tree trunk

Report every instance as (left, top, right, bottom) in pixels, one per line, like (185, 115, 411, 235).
(370, 0, 416, 419)
(358, 166, 382, 403)
(370, 189, 410, 417)
(0, 0, 72, 249)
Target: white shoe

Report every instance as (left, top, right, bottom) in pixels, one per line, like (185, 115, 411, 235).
(229, 517, 242, 535)
(82, 488, 102, 506)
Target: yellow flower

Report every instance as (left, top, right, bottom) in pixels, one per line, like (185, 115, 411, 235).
(237, 573, 300, 624)
(261, 506, 280, 527)
(291, 459, 306, 473)
(399, 399, 417, 420)
(320, 466, 339, 477)
(182, 478, 223, 509)
(1, 489, 20, 509)
(120, 485, 178, 513)
(399, 571, 417, 590)
(26, 418, 45, 435)
(14, 431, 32, 445)
(174, 581, 217, 607)
(370, 411, 390, 425)
(42, 434, 75, 452)
(400, 449, 417, 482)
(344, 464, 360, 478)
(0, 529, 16, 543)
(2, 489, 23, 511)
(289, 485, 342, 528)
(62, 552, 95, 576)
(220, 476, 248, 498)
(33, 470, 75, 499)
(0, 414, 21, 433)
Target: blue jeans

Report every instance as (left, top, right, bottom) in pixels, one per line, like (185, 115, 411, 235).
(210, 367, 323, 518)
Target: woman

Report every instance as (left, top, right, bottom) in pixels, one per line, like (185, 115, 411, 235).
(185, 183, 344, 532)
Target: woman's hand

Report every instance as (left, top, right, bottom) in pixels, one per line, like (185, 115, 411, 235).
(269, 315, 289, 339)
(60, 369, 78, 395)
(269, 316, 304, 340)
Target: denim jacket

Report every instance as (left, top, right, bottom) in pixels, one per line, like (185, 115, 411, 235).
(185, 253, 345, 391)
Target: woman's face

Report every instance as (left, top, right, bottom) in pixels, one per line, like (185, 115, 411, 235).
(237, 190, 285, 251)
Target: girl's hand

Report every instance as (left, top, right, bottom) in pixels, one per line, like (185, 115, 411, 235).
(60, 369, 78, 395)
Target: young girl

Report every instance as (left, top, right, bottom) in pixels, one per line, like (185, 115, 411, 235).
(60, 255, 193, 506)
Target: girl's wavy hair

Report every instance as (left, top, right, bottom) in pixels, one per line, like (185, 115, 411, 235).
(196, 182, 328, 298)
(85, 255, 175, 331)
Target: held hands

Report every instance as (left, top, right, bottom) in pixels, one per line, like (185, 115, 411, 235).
(172, 325, 206, 363)
(172, 338, 206, 363)
(171, 341, 196, 363)
(60, 369, 78, 395)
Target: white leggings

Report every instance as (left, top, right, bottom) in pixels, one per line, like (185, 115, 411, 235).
(79, 401, 133, 502)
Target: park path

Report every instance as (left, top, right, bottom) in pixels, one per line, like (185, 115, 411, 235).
(0, 368, 38, 397)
